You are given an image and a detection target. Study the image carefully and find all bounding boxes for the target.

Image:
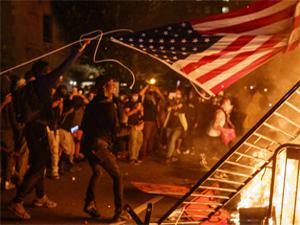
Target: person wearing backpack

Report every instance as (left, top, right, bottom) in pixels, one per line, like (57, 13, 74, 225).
(8, 40, 90, 220)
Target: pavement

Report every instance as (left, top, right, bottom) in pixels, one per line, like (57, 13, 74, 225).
(1, 151, 210, 225)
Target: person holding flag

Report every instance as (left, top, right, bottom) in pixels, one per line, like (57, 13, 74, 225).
(8, 40, 90, 220)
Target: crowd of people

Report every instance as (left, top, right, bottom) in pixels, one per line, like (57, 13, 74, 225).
(0, 41, 238, 221)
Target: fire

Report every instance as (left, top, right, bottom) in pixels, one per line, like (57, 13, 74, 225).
(238, 150, 272, 209)
(237, 166, 272, 209)
(272, 152, 299, 225)
(234, 150, 300, 225)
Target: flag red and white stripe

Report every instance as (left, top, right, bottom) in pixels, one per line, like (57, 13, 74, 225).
(287, 0, 300, 50)
(112, 0, 300, 95)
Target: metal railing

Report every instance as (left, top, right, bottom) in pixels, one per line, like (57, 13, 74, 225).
(158, 80, 300, 224)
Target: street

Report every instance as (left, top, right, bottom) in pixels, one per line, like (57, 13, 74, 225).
(1, 152, 208, 225)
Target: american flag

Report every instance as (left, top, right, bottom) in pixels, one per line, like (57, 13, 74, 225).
(111, 0, 300, 96)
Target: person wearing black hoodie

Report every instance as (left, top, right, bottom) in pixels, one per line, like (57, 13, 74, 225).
(81, 75, 128, 222)
(8, 41, 89, 220)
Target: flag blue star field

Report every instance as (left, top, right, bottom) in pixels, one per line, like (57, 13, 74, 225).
(111, 0, 300, 95)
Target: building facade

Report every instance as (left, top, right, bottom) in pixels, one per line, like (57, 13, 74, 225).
(1, 1, 68, 76)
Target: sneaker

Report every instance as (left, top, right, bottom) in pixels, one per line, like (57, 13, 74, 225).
(51, 173, 60, 180)
(111, 210, 129, 222)
(74, 153, 85, 163)
(182, 149, 190, 155)
(83, 201, 100, 218)
(69, 165, 82, 173)
(8, 201, 31, 220)
(134, 160, 142, 165)
(165, 158, 172, 164)
(171, 157, 178, 162)
(117, 152, 127, 160)
(33, 195, 57, 208)
(5, 181, 16, 190)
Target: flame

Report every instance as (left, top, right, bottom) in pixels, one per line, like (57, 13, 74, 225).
(238, 151, 272, 209)
(273, 152, 299, 225)
(234, 150, 300, 225)
(237, 167, 272, 209)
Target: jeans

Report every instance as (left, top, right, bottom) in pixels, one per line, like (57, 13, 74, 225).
(140, 121, 157, 158)
(47, 128, 60, 176)
(15, 137, 29, 185)
(166, 128, 183, 159)
(85, 138, 123, 214)
(14, 122, 50, 203)
(128, 128, 143, 161)
(59, 129, 75, 162)
(0, 130, 15, 183)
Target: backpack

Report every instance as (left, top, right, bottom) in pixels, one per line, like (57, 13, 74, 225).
(12, 82, 41, 123)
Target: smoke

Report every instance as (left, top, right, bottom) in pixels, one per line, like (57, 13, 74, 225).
(228, 46, 300, 134)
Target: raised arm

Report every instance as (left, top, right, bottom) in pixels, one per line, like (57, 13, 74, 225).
(153, 86, 165, 100)
(139, 85, 149, 96)
(45, 40, 90, 87)
(0, 93, 12, 112)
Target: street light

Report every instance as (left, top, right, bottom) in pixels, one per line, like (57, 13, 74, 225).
(69, 80, 77, 86)
(149, 78, 156, 85)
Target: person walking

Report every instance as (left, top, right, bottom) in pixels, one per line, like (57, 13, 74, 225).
(163, 89, 188, 163)
(81, 75, 128, 221)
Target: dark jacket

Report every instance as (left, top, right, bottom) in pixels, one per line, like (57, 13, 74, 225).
(22, 50, 82, 125)
(81, 94, 118, 154)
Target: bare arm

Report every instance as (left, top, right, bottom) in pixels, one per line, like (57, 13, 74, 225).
(44, 40, 90, 88)
(139, 85, 149, 97)
(79, 94, 90, 105)
(52, 98, 64, 116)
(124, 103, 143, 117)
(0, 93, 12, 112)
(213, 109, 226, 130)
(153, 86, 165, 100)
